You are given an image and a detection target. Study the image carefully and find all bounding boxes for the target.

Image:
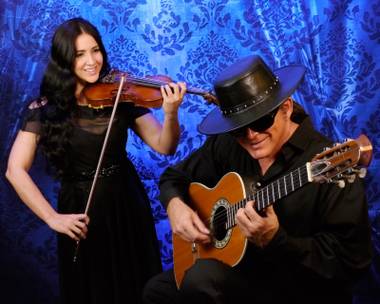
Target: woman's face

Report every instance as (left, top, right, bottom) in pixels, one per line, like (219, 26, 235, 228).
(74, 33, 103, 90)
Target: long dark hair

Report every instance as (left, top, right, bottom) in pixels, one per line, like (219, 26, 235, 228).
(39, 17, 110, 177)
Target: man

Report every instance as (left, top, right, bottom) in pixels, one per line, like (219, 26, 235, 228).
(143, 55, 373, 303)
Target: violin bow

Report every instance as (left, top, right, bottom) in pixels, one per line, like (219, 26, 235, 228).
(73, 76, 126, 262)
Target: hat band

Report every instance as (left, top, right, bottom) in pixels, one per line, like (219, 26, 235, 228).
(221, 77, 279, 116)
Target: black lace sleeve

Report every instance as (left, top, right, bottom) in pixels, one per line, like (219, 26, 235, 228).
(20, 97, 47, 135)
(128, 104, 151, 120)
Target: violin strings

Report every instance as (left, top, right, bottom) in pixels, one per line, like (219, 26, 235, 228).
(124, 76, 207, 95)
(126, 76, 167, 87)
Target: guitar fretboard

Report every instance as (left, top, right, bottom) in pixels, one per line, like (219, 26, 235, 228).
(225, 164, 311, 229)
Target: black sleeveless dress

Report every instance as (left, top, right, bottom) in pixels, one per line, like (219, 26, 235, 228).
(22, 100, 162, 304)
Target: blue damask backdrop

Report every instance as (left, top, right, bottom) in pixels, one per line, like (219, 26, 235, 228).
(0, 0, 379, 303)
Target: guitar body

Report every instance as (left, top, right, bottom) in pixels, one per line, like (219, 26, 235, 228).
(173, 172, 249, 288)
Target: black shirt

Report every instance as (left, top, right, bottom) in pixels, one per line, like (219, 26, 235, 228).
(159, 115, 373, 302)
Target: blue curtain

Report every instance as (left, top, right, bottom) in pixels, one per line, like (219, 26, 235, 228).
(0, 1, 379, 303)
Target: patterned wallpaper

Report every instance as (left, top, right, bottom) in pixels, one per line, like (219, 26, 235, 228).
(0, 0, 379, 303)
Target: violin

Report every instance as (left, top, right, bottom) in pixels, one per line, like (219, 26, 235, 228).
(82, 73, 218, 109)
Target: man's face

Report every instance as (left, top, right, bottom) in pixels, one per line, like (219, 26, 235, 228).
(235, 98, 295, 163)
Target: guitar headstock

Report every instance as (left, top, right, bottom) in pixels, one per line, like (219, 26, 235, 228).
(309, 134, 373, 188)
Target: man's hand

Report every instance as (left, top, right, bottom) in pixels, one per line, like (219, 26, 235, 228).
(167, 197, 210, 244)
(236, 201, 279, 248)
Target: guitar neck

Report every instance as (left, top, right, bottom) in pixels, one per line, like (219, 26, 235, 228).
(227, 164, 311, 228)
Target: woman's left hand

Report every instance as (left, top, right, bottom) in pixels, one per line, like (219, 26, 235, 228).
(133, 81, 186, 155)
(160, 82, 187, 115)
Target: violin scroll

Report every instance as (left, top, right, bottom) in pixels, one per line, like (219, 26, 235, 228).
(202, 92, 219, 105)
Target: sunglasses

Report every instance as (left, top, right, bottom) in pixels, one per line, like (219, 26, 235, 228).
(229, 106, 280, 137)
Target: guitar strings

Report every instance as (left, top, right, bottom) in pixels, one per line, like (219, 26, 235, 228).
(205, 168, 310, 231)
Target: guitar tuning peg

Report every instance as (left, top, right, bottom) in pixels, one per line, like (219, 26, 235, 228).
(348, 175, 356, 183)
(351, 168, 367, 179)
(330, 179, 346, 188)
(358, 168, 367, 178)
(343, 174, 356, 183)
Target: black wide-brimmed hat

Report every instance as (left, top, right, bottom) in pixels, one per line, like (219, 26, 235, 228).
(198, 55, 306, 135)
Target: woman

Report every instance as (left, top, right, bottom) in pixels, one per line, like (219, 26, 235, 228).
(6, 17, 186, 304)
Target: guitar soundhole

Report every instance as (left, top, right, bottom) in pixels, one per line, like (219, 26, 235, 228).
(213, 206, 227, 241)
(210, 198, 232, 249)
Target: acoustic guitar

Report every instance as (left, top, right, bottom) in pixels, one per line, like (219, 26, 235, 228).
(172, 134, 373, 289)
